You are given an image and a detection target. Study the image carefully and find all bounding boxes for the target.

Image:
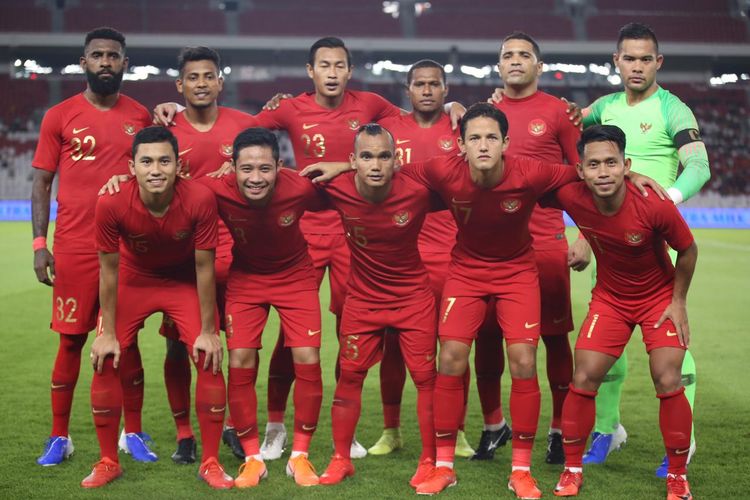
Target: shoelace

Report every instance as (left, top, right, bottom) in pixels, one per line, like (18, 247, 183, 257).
(667, 476, 688, 495)
(203, 460, 225, 477)
(557, 470, 579, 487)
(92, 459, 116, 473)
(293, 456, 317, 474)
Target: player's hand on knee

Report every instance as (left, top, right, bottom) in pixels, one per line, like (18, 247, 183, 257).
(206, 161, 234, 178)
(98, 174, 131, 196)
(91, 334, 120, 373)
(152, 102, 180, 126)
(567, 238, 591, 272)
(33, 248, 55, 286)
(194, 332, 223, 374)
(262, 93, 293, 111)
(655, 301, 690, 348)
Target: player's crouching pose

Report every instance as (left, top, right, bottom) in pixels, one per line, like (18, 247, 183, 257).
(311, 124, 439, 488)
(85, 127, 232, 489)
(547, 126, 697, 500)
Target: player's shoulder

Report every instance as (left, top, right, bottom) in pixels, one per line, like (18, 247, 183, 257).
(506, 153, 544, 171)
(218, 105, 253, 122)
(116, 93, 149, 115)
(178, 177, 213, 197)
(47, 93, 84, 113)
(626, 180, 675, 216)
(97, 178, 135, 210)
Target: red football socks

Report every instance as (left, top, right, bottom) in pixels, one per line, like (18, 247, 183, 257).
(561, 384, 597, 468)
(411, 369, 436, 460)
(433, 373, 464, 464)
(164, 355, 193, 440)
(90, 357, 122, 462)
(475, 320, 505, 425)
(292, 362, 323, 453)
(50, 334, 87, 437)
(510, 376, 541, 467)
(119, 346, 144, 434)
(193, 352, 226, 461)
(542, 335, 573, 430)
(658, 387, 692, 475)
(380, 332, 406, 428)
(228, 366, 259, 456)
(331, 369, 366, 459)
(266, 333, 295, 423)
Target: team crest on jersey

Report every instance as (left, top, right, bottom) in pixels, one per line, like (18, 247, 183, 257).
(122, 122, 136, 135)
(219, 143, 233, 157)
(625, 232, 644, 245)
(501, 199, 521, 213)
(393, 210, 410, 226)
(173, 230, 191, 241)
(348, 118, 360, 131)
(278, 212, 296, 227)
(438, 135, 455, 151)
(640, 122, 652, 134)
(528, 119, 547, 137)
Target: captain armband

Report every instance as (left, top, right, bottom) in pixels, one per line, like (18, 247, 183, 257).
(673, 128, 702, 149)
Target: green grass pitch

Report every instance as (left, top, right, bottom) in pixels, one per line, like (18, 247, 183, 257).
(0, 221, 748, 499)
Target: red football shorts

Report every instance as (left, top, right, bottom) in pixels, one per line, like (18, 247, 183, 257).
(160, 251, 231, 340)
(103, 274, 217, 350)
(304, 232, 350, 316)
(576, 293, 686, 357)
(51, 252, 99, 335)
(535, 247, 573, 336)
(438, 260, 540, 346)
(224, 267, 321, 350)
(339, 295, 437, 374)
(421, 250, 451, 302)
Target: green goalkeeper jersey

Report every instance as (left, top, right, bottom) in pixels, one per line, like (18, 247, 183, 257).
(583, 86, 710, 201)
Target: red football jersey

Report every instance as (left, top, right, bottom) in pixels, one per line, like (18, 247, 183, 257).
(254, 90, 401, 234)
(402, 154, 579, 276)
(172, 107, 257, 263)
(95, 178, 218, 280)
(495, 91, 580, 249)
(379, 112, 459, 254)
(198, 169, 327, 275)
(543, 181, 694, 304)
(33, 93, 151, 254)
(172, 107, 257, 179)
(322, 171, 434, 308)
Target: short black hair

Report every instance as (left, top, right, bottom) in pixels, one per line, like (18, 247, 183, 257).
(132, 126, 179, 160)
(232, 127, 280, 163)
(308, 37, 352, 67)
(84, 27, 126, 52)
(407, 59, 446, 85)
(354, 123, 394, 150)
(459, 102, 509, 140)
(501, 31, 541, 60)
(617, 22, 659, 52)
(577, 125, 627, 158)
(178, 46, 221, 76)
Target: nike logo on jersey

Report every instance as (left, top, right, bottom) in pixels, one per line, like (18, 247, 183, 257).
(307, 329, 321, 336)
(666, 330, 678, 337)
(396, 139, 411, 145)
(178, 148, 193, 156)
(72, 127, 90, 134)
(209, 406, 225, 413)
(302, 123, 319, 130)
(524, 322, 539, 329)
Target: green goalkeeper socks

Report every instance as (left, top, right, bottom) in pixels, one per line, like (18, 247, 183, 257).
(593, 352, 627, 434)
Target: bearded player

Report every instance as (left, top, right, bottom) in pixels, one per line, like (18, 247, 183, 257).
(31, 27, 151, 466)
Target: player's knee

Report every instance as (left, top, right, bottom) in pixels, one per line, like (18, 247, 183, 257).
(507, 351, 536, 378)
(410, 369, 436, 391)
(438, 348, 467, 376)
(228, 348, 256, 369)
(291, 346, 320, 365)
(652, 369, 682, 395)
(572, 369, 601, 392)
(339, 368, 367, 389)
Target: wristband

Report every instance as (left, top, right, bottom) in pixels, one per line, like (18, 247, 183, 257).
(33, 236, 47, 251)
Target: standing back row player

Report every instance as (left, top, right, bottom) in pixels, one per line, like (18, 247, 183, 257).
(32, 27, 151, 466)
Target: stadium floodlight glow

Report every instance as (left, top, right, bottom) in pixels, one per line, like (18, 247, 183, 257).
(710, 73, 739, 85)
(444, 64, 453, 73)
(223, 66, 232, 75)
(460, 64, 493, 79)
(166, 68, 179, 77)
(588, 63, 611, 76)
(382, 0, 431, 18)
(543, 63, 586, 74)
(61, 64, 84, 75)
(14, 59, 22, 67)
(371, 59, 410, 76)
(23, 59, 53, 74)
(124, 65, 160, 81)
(607, 74, 622, 85)
(742, 73, 749, 80)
